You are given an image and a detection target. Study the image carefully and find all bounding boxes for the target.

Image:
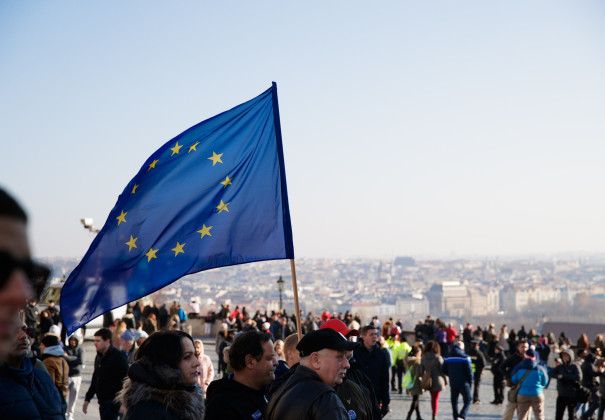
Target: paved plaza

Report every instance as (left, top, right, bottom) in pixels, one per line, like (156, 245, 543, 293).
(71, 338, 562, 420)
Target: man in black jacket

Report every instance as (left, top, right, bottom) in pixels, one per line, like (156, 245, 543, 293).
(206, 331, 277, 420)
(267, 328, 358, 420)
(83, 328, 129, 420)
(354, 325, 391, 417)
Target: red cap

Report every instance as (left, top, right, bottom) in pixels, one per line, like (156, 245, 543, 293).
(320, 319, 359, 337)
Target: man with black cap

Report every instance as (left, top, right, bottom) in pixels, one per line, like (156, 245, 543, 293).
(267, 328, 358, 420)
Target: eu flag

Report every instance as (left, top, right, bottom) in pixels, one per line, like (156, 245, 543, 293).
(61, 83, 294, 335)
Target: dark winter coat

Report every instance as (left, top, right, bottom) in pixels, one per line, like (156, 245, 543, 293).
(549, 359, 582, 398)
(267, 364, 348, 420)
(205, 376, 268, 420)
(581, 352, 599, 390)
(85, 344, 129, 404)
(443, 346, 473, 388)
(117, 358, 204, 420)
(0, 356, 65, 420)
(491, 351, 505, 382)
(353, 342, 390, 406)
(500, 351, 524, 381)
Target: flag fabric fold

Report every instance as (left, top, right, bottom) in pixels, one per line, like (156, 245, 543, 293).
(61, 83, 294, 335)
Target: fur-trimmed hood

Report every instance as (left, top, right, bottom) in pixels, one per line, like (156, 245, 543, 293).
(117, 359, 204, 420)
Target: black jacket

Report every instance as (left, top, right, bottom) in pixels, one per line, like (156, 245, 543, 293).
(582, 353, 599, 390)
(467, 347, 486, 375)
(205, 376, 268, 420)
(85, 345, 129, 404)
(491, 351, 505, 381)
(500, 351, 524, 380)
(353, 343, 390, 406)
(267, 364, 348, 420)
(549, 361, 582, 398)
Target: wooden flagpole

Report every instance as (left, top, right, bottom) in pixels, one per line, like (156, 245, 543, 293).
(290, 259, 303, 340)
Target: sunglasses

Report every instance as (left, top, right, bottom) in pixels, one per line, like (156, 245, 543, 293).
(0, 251, 51, 300)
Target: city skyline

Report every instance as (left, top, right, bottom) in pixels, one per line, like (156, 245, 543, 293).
(2, 1, 604, 260)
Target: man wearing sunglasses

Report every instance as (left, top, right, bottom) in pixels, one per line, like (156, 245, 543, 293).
(0, 188, 50, 363)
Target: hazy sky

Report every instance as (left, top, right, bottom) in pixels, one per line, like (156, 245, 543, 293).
(1, 1, 604, 260)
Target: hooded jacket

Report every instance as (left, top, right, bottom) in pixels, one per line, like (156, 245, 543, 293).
(41, 345, 69, 399)
(511, 358, 548, 396)
(193, 340, 214, 395)
(443, 346, 473, 388)
(0, 356, 65, 420)
(64, 338, 84, 377)
(549, 349, 582, 398)
(205, 376, 268, 420)
(117, 359, 204, 420)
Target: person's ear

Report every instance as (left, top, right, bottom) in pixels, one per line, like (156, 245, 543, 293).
(245, 354, 256, 369)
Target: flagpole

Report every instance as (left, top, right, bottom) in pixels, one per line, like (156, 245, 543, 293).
(290, 259, 303, 340)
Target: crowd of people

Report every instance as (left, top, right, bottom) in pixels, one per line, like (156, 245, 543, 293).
(2, 186, 605, 420)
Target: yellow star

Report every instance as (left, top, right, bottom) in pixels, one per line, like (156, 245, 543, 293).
(116, 210, 127, 226)
(171, 242, 185, 257)
(145, 248, 158, 262)
(216, 200, 230, 213)
(131, 184, 139, 194)
(220, 176, 232, 189)
(188, 141, 200, 153)
(170, 141, 183, 156)
(125, 235, 138, 252)
(148, 159, 159, 171)
(197, 224, 212, 239)
(208, 151, 223, 166)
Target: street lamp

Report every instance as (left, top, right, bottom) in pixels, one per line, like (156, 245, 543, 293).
(81, 218, 99, 233)
(277, 276, 285, 312)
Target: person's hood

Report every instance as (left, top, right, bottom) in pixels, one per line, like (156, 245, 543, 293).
(194, 339, 205, 356)
(560, 348, 574, 361)
(118, 362, 203, 420)
(128, 358, 194, 391)
(43, 344, 65, 357)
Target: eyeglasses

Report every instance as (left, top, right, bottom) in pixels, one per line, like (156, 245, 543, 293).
(0, 251, 51, 300)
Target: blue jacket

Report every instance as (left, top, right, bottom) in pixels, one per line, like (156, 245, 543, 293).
(443, 346, 473, 388)
(511, 359, 548, 396)
(0, 356, 65, 420)
(353, 342, 391, 406)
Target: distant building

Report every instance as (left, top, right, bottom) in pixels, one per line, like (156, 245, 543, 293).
(427, 281, 470, 318)
(394, 256, 416, 267)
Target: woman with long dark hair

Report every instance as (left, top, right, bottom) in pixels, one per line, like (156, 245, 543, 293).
(421, 341, 447, 420)
(117, 330, 204, 420)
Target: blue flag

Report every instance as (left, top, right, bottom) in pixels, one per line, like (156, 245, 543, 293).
(61, 83, 294, 335)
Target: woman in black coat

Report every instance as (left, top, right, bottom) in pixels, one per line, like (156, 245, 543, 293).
(117, 330, 205, 420)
